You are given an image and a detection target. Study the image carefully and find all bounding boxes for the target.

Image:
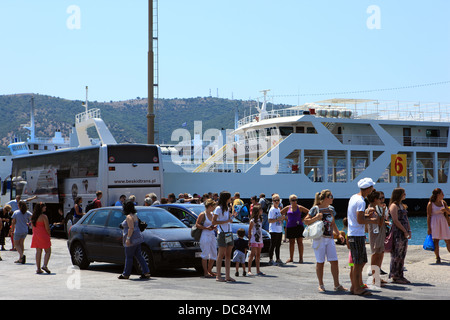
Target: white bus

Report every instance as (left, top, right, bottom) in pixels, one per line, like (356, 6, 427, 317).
(8, 144, 163, 233)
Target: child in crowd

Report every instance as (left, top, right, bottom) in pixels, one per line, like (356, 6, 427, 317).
(248, 204, 264, 276)
(232, 228, 248, 277)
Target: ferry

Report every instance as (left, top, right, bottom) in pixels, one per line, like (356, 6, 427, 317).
(0, 89, 116, 191)
(162, 91, 450, 216)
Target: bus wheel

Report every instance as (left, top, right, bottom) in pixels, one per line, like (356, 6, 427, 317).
(70, 242, 90, 270)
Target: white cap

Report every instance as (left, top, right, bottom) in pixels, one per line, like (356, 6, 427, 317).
(357, 177, 375, 189)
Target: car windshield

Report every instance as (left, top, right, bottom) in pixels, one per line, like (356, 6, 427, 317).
(137, 208, 187, 229)
(183, 205, 243, 223)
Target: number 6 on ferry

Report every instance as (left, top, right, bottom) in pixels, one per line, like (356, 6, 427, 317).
(391, 154, 407, 176)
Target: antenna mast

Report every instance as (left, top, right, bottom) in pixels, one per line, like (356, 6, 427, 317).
(147, 0, 159, 144)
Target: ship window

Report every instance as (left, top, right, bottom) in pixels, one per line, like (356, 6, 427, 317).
(438, 153, 450, 183)
(327, 150, 347, 183)
(417, 152, 434, 183)
(296, 127, 304, 133)
(351, 151, 369, 181)
(306, 127, 317, 134)
(279, 127, 293, 136)
(426, 129, 440, 138)
(304, 150, 324, 182)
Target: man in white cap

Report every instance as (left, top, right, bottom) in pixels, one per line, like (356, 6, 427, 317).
(347, 177, 380, 296)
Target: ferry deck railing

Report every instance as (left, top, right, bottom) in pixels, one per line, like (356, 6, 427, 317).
(238, 100, 450, 127)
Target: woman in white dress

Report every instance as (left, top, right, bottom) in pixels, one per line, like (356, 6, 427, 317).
(196, 199, 218, 278)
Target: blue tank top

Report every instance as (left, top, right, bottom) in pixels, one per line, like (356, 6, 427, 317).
(121, 217, 144, 246)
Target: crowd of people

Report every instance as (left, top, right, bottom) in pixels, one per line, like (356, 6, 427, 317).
(188, 179, 450, 296)
(1, 180, 450, 297)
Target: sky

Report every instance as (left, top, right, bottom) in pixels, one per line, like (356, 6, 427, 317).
(0, 0, 449, 106)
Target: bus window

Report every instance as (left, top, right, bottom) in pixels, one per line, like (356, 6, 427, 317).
(108, 145, 159, 163)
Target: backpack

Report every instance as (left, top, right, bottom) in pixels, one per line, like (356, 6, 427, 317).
(85, 201, 96, 213)
(261, 198, 272, 214)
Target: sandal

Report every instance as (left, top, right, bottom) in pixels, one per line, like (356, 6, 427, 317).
(140, 273, 151, 279)
(393, 277, 410, 284)
(357, 290, 373, 296)
(225, 277, 236, 282)
(42, 266, 51, 274)
(318, 285, 326, 292)
(36, 269, 43, 274)
(118, 274, 129, 279)
(334, 285, 347, 292)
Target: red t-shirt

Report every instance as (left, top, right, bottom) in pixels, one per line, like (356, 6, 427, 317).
(93, 198, 102, 208)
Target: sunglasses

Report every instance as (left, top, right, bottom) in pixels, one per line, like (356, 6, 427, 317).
(328, 195, 334, 199)
(273, 199, 280, 202)
(290, 199, 297, 202)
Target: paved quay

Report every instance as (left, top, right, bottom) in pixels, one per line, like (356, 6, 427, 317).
(1, 235, 449, 301)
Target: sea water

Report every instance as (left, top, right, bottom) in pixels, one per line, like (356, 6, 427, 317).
(335, 216, 448, 247)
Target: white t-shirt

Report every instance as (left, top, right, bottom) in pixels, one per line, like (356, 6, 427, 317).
(214, 206, 231, 233)
(347, 194, 366, 236)
(268, 207, 282, 233)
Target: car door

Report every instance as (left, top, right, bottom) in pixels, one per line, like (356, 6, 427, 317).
(83, 209, 110, 260)
(102, 209, 126, 262)
(167, 207, 196, 227)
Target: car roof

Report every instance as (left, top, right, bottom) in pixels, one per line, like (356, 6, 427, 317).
(156, 203, 205, 209)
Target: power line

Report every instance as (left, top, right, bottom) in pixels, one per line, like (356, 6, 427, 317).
(269, 80, 450, 98)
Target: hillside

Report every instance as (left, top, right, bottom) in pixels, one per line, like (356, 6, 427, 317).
(0, 94, 291, 155)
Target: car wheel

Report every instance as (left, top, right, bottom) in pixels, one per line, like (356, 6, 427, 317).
(70, 242, 90, 269)
(135, 245, 156, 275)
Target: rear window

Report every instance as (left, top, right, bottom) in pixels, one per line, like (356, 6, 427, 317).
(108, 145, 159, 163)
(137, 208, 187, 229)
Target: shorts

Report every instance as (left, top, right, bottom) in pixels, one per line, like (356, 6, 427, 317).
(348, 236, 368, 265)
(217, 232, 233, 248)
(312, 237, 338, 263)
(14, 233, 27, 241)
(250, 242, 263, 248)
(286, 225, 304, 239)
(232, 250, 246, 263)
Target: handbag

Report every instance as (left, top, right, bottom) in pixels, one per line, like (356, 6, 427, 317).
(224, 232, 234, 245)
(191, 224, 202, 241)
(219, 224, 234, 245)
(191, 213, 206, 241)
(138, 218, 147, 232)
(302, 220, 324, 240)
(384, 228, 393, 253)
(423, 234, 435, 251)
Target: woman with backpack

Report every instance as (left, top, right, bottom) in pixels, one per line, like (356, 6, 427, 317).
(72, 197, 84, 224)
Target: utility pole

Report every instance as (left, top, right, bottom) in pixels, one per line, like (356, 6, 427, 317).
(147, 0, 155, 144)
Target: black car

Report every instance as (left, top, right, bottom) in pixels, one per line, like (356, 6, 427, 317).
(67, 206, 202, 274)
(156, 204, 271, 256)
